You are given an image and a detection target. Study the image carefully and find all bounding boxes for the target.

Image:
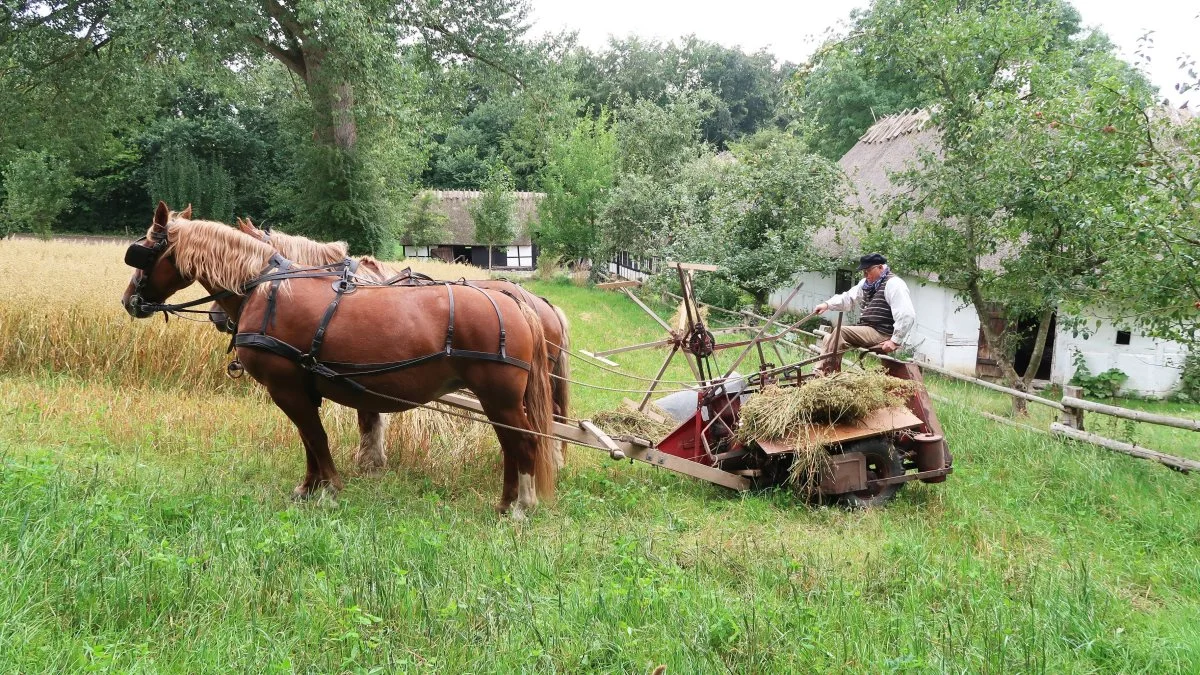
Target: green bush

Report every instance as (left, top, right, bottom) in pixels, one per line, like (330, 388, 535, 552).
(1069, 350, 1128, 399)
(645, 271, 748, 312)
(146, 146, 235, 223)
(1, 150, 76, 237)
(1173, 351, 1200, 403)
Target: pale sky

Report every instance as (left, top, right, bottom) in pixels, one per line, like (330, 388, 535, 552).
(528, 0, 1197, 107)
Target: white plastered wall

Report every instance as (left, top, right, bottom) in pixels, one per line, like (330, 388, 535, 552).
(1051, 313, 1186, 398)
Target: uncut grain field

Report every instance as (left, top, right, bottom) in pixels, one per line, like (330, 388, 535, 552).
(3, 236, 1200, 673)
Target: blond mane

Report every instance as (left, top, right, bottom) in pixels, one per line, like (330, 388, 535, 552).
(256, 228, 348, 266)
(163, 219, 276, 293)
(238, 220, 402, 281)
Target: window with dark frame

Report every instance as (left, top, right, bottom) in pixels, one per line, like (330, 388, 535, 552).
(834, 269, 853, 294)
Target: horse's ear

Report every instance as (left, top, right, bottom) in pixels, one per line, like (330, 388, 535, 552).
(153, 201, 169, 229)
(180, 204, 192, 220)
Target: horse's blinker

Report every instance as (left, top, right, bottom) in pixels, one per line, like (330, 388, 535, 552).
(124, 235, 167, 271)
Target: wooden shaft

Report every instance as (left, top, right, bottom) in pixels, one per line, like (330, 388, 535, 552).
(770, 341, 786, 365)
(664, 291, 745, 319)
(439, 393, 750, 490)
(622, 287, 673, 332)
(639, 344, 679, 411)
(825, 312, 844, 373)
(593, 338, 674, 357)
(719, 287, 806, 380)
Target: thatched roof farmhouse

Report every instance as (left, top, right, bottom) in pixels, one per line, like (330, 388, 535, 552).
(402, 190, 542, 269)
(772, 109, 1187, 396)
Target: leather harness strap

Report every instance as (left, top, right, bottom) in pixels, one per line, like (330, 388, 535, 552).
(259, 255, 292, 334)
(230, 257, 532, 406)
(462, 280, 509, 359)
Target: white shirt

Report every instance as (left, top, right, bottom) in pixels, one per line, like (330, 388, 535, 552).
(823, 274, 916, 343)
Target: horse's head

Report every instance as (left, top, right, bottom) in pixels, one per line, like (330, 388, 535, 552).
(207, 304, 236, 333)
(121, 201, 194, 318)
(236, 216, 268, 242)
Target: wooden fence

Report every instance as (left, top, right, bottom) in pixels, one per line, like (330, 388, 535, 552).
(893, 357, 1197, 473)
(772, 314, 1199, 474)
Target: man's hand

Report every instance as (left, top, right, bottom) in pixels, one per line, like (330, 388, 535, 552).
(878, 339, 900, 354)
(814, 302, 829, 314)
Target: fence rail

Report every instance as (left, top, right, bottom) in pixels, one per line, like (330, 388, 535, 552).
(801, 318, 1197, 474)
(1060, 395, 1200, 432)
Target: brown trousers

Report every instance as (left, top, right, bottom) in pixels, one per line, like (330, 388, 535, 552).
(816, 325, 889, 375)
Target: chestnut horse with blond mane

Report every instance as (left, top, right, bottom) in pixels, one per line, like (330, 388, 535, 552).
(122, 203, 556, 517)
(194, 211, 571, 470)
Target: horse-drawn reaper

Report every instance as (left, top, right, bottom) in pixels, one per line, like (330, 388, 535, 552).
(121, 202, 951, 512)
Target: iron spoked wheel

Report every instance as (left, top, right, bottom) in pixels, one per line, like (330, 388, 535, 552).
(837, 438, 905, 509)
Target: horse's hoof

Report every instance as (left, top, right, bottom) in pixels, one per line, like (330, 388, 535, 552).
(353, 451, 388, 472)
(293, 480, 340, 502)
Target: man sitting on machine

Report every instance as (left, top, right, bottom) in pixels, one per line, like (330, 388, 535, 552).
(812, 253, 916, 376)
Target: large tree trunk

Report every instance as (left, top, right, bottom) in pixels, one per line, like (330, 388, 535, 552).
(751, 290, 769, 316)
(304, 58, 358, 151)
(969, 282, 1028, 415)
(1011, 308, 1055, 416)
(971, 292, 1057, 416)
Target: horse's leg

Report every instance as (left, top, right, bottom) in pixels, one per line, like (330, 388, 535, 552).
(267, 387, 344, 499)
(479, 401, 539, 519)
(353, 411, 388, 471)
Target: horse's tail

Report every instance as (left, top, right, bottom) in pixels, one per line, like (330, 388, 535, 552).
(550, 303, 571, 459)
(518, 299, 557, 501)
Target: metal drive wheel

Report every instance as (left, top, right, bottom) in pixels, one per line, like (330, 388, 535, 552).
(836, 438, 905, 509)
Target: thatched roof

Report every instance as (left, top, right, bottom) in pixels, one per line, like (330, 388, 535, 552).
(814, 109, 942, 260)
(414, 190, 542, 246)
(823, 102, 1195, 274)
(856, 108, 934, 144)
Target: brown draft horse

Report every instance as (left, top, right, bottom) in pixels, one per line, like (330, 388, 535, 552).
(122, 202, 557, 517)
(195, 212, 571, 470)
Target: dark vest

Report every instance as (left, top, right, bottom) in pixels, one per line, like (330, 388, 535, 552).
(858, 275, 895, 335)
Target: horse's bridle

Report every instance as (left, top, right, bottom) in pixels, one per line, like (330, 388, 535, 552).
(123, 230, 240, 318)
(124, 230, 169, 312)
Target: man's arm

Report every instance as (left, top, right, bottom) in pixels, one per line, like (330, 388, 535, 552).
(814, 280, 865, 314)
(884, 276, 916, 344)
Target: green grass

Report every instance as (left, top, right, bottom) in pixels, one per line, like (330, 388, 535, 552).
(3, 280, 1200, 672)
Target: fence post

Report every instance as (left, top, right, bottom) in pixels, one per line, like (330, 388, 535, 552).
(1059, 384, 1085, 431)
